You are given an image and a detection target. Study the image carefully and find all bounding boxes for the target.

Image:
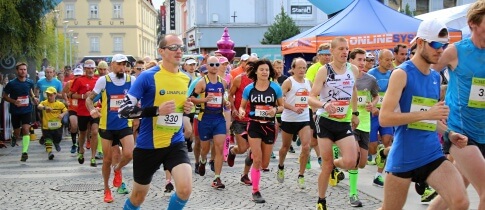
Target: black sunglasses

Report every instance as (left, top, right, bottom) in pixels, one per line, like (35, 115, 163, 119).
(161, 44, 184, 51)
(366, 59, 375, 62)
(208, 63, 220, 67)
(136, 67, 143, 70)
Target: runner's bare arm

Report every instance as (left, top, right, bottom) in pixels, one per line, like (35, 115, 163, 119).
(118, 94, 159, 119)
(431, 43, 458, 71)
(85, 91, 98, 113)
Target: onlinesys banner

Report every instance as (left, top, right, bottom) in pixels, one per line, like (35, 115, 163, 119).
(281, 31, 462, 55)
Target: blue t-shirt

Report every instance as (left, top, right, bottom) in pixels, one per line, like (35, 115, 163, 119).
(128, 66, 190, 149)
(446, 38, 485, 143)
(4, 78, 35, 114)
(37, 78, 63, 101)
(385, 61, 443, 173)
(242, 81, 283, 121)
(367, 67, 392, 92)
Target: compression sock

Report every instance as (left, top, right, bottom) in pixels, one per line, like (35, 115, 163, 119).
(251, 167, 261, 193)
(349, 170, 358, 195)
(167, 193, 188, 210)
(22, 135, 30, 153)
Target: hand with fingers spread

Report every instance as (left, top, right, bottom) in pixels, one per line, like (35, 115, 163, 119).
(159, 100, 176, 116)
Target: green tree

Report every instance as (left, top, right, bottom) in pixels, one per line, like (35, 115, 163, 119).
(261, 6, 300, 44)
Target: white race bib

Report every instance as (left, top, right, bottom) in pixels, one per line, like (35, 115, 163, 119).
(255, 105, 271, 117)
(468, 77, 485, 108)
(357, 90, 369, 108)
(156, 113, 183, 127)
(408, 96, 437, 131)
(71, 99, 78, 106)
(329, 100, 350, 119)
(109, 95, 124, 111)
(206, 93, 222, 108)
(17, 96, 29, 107)
(376, 92, 385, 108)
(48, 120, 61, 129)
(295, 91, 309, 108)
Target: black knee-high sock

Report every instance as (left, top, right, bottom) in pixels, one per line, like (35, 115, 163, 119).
(71, 132, 77, 145)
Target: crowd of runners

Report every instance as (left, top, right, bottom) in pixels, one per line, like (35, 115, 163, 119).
(1, 1, 484, 210)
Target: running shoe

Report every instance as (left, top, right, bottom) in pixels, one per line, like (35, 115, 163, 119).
(211, 177, 225, 189)
(335, 168, 345, 181)
(10, 136, 16, 147)
(227, 146, 236, 167)
(367, 160, 376, 165)
(375, 144, 386, 168)
(373, 175, 384, 187)
(77, 153, 84, 164)
(90, 158, 96, 167)
(48, 152, 54, 160)
(289, 145, 295, 153)
(117, 182, 129, 194)
(198, 161, 206, 176)
(297, 176, 306, 189)
(276, 169, 285, 183)
(113, 168, 122, 187)
(54, 143, 61, 152)
(318, 157, 322, 166)
(164, 182, 174, 193)
(271, 151, 276, 159)
(240, 174, 252, 186)
(20, 152, 28, 162)
(86, 140, 91, 149)
(194, 162, 199, 174)
(306, 157, 311, 169)
(316, 201, 328, 210)
(296, 136, 301, 146)
(95, 152, 103, 160)
(262, 168, 270, 172)
(251, 191, 266, 203)
(104, 189, 114, 203)
(421, 187, 438, 203)
(328, 168, 338, 187)
(209, 160, 215, 172)
(349, 194, 363, 207)
(187, 140, 193, 152)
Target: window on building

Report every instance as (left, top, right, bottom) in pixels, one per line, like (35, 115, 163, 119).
(113, 4, 122, 18)
(114, 37, 123, 52)
(90, 37, 100, 52)
(90, 4, 99, 19)
(65, 4, 75, 19)
(443, 0, 457, 9)
(415, 0, 429, 15)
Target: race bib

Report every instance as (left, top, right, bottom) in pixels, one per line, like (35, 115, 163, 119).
(71, 99, 78, 107)
(206, 93, 222, 108)
(376, 92, 385, 108)
(109, 95, 124, 111)
(408, 96, 437, 131)
(17, 96, 29, 107)
(255, 105, 271, 117)
(157, 112, 183, 127)
(48, 120, 61, 129)
(329, 100, 350, 119)
(357, 90, 369, 108)
(295, 91, 309, 108)
(468, 77, 485, 108)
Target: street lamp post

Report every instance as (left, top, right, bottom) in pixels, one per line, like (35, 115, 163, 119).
(63, 21, 69, 67)
(54, 10, 59, 71)
(67, 30, 73, 67)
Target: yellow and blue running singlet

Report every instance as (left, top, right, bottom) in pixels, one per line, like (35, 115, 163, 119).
(128, 65, 190, 149)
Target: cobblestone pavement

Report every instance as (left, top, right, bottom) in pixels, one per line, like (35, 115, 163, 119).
(0, 130, 382, 210)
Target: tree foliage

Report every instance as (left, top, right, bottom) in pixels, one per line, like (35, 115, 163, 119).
(261, 6, 300, 45)
(0, 0, 56, 59)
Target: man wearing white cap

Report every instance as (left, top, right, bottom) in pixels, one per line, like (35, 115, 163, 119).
(230, 54, 249, 79)
(364, 52, 375, 73)
(429, 1, 485, 209)
(377, 18, 469, 210)
(86, 54, 136, 203)
(69, 59, 100, 167)
(62, 67, 83, 154)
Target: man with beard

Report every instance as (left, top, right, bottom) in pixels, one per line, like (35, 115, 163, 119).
(86, 54, 136, 203)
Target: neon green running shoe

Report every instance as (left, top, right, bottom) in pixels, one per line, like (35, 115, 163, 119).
(276, 169, 285, 183)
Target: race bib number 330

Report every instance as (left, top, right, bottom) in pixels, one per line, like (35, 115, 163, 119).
(156, 107, 183, 133)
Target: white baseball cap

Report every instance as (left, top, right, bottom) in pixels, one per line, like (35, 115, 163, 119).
(73, 68, 84, 76)
(410, 19, 449, 44)
(185, 58, 197, 65)
(250, 53, 258, 58)
(240, 54, 250, 61)
(84, 62, 96, 68)
(366, 52, 375, 58)
(112, 54, 128, 62)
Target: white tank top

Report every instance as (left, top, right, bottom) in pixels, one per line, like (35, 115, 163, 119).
(316, 63, 355, 121)
(281, 76, 311, 122)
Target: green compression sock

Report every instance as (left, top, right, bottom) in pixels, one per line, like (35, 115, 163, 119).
(22, 135, 30, 153)
(349, 170, 358, 195)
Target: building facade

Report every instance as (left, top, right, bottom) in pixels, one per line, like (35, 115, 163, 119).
(162, 0, 328, 57)
(384, 0, 475, 15)
(56, 0, 158, 65)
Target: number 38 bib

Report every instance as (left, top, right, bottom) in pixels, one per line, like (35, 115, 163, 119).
(468, 77, 485, 108)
